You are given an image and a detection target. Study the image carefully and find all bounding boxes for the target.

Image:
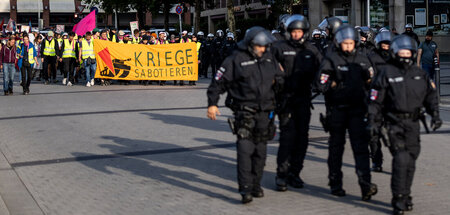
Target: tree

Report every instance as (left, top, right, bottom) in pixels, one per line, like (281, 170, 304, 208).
(226, 0, 235, 33)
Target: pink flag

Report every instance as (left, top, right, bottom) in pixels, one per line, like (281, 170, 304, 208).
(73, 11, 96, 36)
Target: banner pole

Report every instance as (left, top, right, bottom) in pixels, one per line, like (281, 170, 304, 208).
(179, 14, 182, 33)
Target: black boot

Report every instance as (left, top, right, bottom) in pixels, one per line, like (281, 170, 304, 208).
(371, 163, 383, 172)
(329, 178, 346, 196)
(361, 183, 378, 201)
(405, 195, 413, 211)
(275, 176, 288, 192)
(392, 194, 406, 215)
(251, 186, 264, 198)
(287, 173, 304, 188)
(239, 186, 253, 204)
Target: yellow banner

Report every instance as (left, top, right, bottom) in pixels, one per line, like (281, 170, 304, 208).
(94, 39, 198, 80)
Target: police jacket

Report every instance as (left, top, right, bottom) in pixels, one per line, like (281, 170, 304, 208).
(315, 49, 373, 107)
(212, 38, 224, 57)
(272, 40, 322, 98)
(221, 40, 237, 59)
(207, 49, 284, 112)
(367, 49, 390, 78)
(311, 38, 327, 55)
(368, 62, 439, 125)
(201, 40, 214, 59)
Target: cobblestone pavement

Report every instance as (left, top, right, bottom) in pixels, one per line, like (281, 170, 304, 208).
(0, 67, 449, 215)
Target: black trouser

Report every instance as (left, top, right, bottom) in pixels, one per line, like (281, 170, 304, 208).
(21, 62, 32, 92)
(235, 110, 272, 193)
(372, 139, 383, 167)
(327, 106, 371, 191)
(277, 100, 311, 178)
(43, 56, 57, 81)
(387, 119, 420, 197)
(63, 58, 76, 83)
(201, 57, 211, 77)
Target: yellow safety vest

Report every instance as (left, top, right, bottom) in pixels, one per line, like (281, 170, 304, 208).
(25, 46, 35, 64)
(43, 39, 56, 56)
(57, 38, 63, 47)
(81, 39, 95, 60)
(62, 39, 76, 58)
(132, 36, 141, 44)
(180, 38, 192, 43)
(118, 40, 124, 44)
(196, 42, 201, 56)
(156, 40, 169, 45)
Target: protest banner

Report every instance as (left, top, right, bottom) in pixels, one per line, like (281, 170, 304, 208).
(56, 25, 65, 33)
(21, 25, 30, 33)
(94, 39, 198, 81)
(130, 21, 139, 33)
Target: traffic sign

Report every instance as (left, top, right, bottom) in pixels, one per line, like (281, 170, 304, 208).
(176, 5, 183, 15)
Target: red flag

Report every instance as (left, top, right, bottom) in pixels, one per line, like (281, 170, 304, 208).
(0, 18, 4, 31)
(98, 47, 115, 74)
(73, 11, 96, 36)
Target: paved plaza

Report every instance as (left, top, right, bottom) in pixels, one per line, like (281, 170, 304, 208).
(0, 64, 449, 215)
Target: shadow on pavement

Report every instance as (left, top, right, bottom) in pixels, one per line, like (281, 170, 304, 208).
(72, 135, 241, 204)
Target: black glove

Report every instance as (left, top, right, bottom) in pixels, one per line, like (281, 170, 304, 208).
(431, 115, 443, 131)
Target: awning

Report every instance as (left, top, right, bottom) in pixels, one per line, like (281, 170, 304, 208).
(17, 0, 43, 13)
(50, 0, 75, 13)
(0, 0, 10, 13)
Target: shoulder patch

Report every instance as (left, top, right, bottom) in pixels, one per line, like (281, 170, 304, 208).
(320, 73, 330, 84)
(370, 89, 378, 101)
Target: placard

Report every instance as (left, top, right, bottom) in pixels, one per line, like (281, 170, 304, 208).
(415, 8, 426, 26)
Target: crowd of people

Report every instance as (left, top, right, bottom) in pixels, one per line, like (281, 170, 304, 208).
(206, 15, 442, 215)
(0, 26, 244, 95)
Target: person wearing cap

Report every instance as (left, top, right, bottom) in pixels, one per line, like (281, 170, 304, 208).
(123, 34, 132, 44)
(140, 35, 149, 45)
(206, 26, 284, 204)
(59, 32, 77, 86)
(78, 31, 96, 87)
(117, 30, 125, 43)
(92, 28, 100, 39)
(402, 24, 419, 46)
(132, 29, 141, 44)
(367, 34, 441, 215)
(180, 31, 191, 43)
(315, 25, 378, 201)
(417, 30, 439, 80)
(108, 28, 118, 43)
(40, 31, 60, 84)
(156, 32, 168, 45)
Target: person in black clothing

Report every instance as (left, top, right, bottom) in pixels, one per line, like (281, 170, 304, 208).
(207, 26, 284, 204)
(200, 34, 215, 78)
(402, 24, 419, 46)
(272, 14, 290, 41)
(367, 35, 442, 215)
(366, 30, 393, 173)
(272, 15, 323, 191)
(357, 26, 376, 55)
(40, 31, 60, 85)
(318, 17, 343, 55)
(221, 32, 237, 60)
(315, 25, 378, 201)
(212, 30, 225, 78)
(311, 29, 327, 54)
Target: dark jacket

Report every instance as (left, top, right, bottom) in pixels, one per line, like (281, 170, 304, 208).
(40, 38, 60, 57)
(368, 62, 439, 126)
(207, 49, 284, 111)
(0, 45, 17, 65)
(315, 49, 373, 107)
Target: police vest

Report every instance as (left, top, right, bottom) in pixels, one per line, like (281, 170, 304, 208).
(62, 39, 76, 58)
(81, 39, 95, 60)
(43, 39, 56, 56)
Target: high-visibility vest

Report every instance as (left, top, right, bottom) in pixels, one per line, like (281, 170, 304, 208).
(196, 42, 201, 56)
(62, 39, 76, 58)
(57, 38, 63, 47)
(108, 34, 117, 42)
(43, 39, 56, 56)
(156, 40, 169, 45)
(81, 39, 95, 60)
(180, 38, 191, 43)
(22, 45, 35, 64)
(132, 36, 141, 44)
(118, 40, 124, 44)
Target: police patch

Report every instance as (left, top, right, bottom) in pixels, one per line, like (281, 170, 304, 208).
(320, 74, 330, 84)
(283, 51, 296, 55)
(215, 70, 224, 81)
(370, 89, 378, 101)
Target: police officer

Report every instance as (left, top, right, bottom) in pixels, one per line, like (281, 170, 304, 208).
(367, 35, 442, 215)
(200, 33, 215, 78)
(315, 25, 377, 200)
(272, 14, 290, 40)
(271, 15, 322, 191)
(311, 29, 327, 54)
(357, 26, 376, 56)
(402, 24, 419, 46)
(221, 32, 237, 60)
(318, 17, 343, 55)
(206, 26, 284, 204)
(367, 30, 393, 172)
(212, 30, 225, 77)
